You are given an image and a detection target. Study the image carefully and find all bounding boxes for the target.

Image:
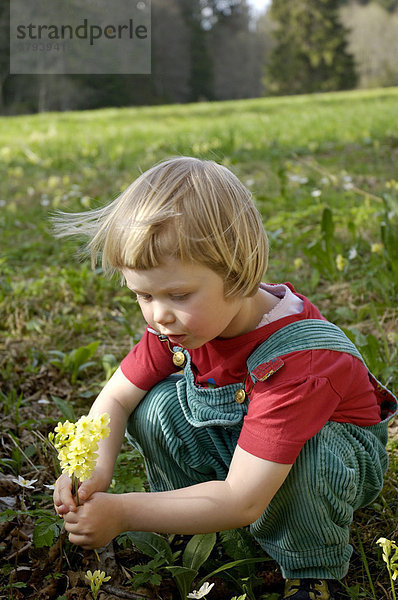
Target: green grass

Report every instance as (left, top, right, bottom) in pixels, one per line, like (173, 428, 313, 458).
(0, 87, 397, 599)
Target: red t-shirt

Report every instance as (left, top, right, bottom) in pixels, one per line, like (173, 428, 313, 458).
(121, 283, 381, 463)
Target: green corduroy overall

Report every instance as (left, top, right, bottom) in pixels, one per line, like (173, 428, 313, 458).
(127, 320, 397, 579)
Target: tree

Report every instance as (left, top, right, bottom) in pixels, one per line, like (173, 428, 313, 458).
(0, 0, 9, 111)
(266, 0, 357, 95)
(151, 0, 191, 102)
(177, 0, 213, 101)
(1, 0, 272, 113)
(209, 0, 266, 99)
(340, 1, 398, 88)
(340, 0, 398, 12)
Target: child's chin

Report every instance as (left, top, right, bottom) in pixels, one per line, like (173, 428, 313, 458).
(183, 339, 204, 350)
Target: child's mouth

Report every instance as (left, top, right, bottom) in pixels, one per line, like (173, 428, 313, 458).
(167, 334, 186, 346)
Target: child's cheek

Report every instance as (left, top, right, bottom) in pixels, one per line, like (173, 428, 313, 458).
(140, 305, 153, 326)
(180, 309, 201, 331)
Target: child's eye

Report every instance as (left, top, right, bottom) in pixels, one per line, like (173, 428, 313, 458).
(170, 293, 189, 301)
(136, 294, 152, 302)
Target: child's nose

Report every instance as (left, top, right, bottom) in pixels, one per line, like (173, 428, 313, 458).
(153, 301, 174, 327)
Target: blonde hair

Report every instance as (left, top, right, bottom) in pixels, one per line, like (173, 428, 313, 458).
(53, 157, 268, 297)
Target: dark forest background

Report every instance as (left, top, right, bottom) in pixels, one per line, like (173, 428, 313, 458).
(1, 0, 398, 115)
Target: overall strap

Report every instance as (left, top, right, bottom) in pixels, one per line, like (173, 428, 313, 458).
(246, 319, 397, 422)
(246, 319, 363, 373)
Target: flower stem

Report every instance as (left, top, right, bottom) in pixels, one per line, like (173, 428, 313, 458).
(387, 565, 396, 600)
(72, 473, 80, 506)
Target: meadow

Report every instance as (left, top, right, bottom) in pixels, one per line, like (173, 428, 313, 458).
(0, 87, 397, 599)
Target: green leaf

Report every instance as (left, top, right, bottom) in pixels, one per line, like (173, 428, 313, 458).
(49, 350, 65, 361)
(321, 207, 334, 244)
(304, 241, 335, 279)
(33, 514, 63, 548)
(76, 360, 97, 374)
(197, 556, 271, 588)
(68, 341, 100, 382)
(132, 571, 162, 588)
(124, 531, 173, 563)
(182, 532, 216, 571)
(130, 554, 167, 589)
(134, 554, 167, 571)
(220, 528, 264, 577)
(102, 354, 119, 381)
(0, 509, 19, 523)
(342, 327, 367, 348)
(165, 566, 197, 600)
(52, 395, 76, 422)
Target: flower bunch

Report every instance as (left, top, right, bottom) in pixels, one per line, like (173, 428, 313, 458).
(49, 413, 110, 484)
(377, 537, 398, 600)
(85, 570, 111, 600)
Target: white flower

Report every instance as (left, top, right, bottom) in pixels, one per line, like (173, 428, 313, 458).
(311, 189, 322, 198)
(288, 174, 308, 184)
(187, 582, 215, 599)
(348, 247, 357, 260)
(44, 483, 55, 490)
(12, 475, 38, 489)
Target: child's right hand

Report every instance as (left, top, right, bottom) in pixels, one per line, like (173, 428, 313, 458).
(53, 468, 110, 515)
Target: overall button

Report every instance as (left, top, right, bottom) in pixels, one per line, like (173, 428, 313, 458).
(173, 351, 187, 368)
(234, 388, 246, 404)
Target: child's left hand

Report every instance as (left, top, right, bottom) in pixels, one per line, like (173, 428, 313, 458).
(62, 492, 125, 549)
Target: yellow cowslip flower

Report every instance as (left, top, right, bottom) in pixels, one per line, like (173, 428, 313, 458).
(69, 454, 98, 482)
(57, 446, 69, 466)
(96, 413, 111, 439)
(85, 570, 111, 600)
(336, 254, 347, 272)
(77, 414, 91, 432)
(51, 413, 110, 484)
(371, 243, 383, 253)
(294, 257, 304, 270)
(376, 537, 398, 587)
(54, 420, 74, 438)
(86, 569, 111, 584)
(377, 537, 397, 560)
(386, 180, 398, 191)
(47, 175, 61, 189)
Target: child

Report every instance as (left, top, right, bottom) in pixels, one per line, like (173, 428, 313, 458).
(53, 157, 396, 600)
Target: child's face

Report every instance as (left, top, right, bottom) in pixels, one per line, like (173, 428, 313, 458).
(123, 258, 249, 349)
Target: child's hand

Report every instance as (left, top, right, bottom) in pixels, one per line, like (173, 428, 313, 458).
(53, 468, 110, 515)
(53, 473, 75, 515)
(62, 492, 125, 549)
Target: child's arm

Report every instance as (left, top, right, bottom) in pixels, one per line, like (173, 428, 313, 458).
(53, 367, 147, 514)
(62, 445, 292, 549)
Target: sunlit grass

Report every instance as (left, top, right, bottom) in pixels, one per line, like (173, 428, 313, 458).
(0, 87, 397, 598)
